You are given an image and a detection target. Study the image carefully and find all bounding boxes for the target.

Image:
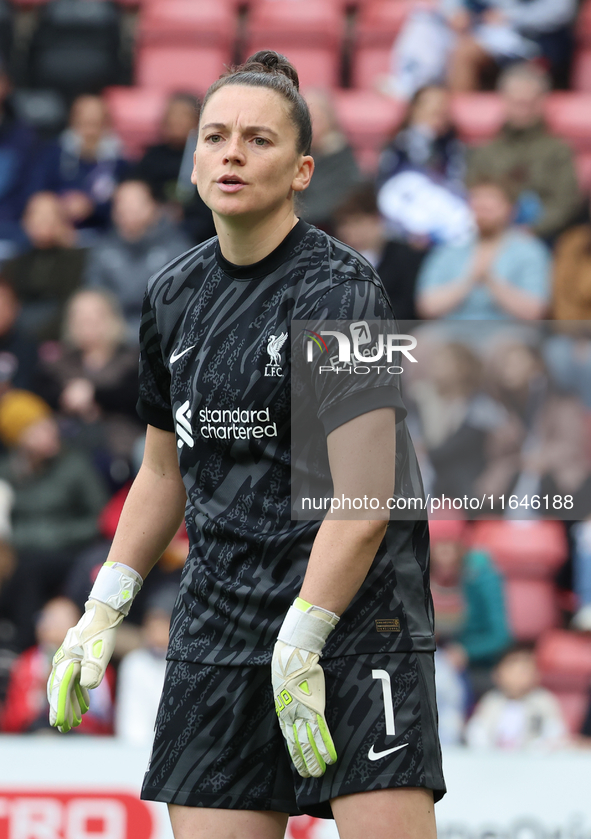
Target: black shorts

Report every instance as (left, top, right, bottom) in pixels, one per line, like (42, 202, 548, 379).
(141, 651, 446, 818)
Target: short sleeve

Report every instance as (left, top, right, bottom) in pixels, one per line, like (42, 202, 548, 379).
(299, 274, 408, 435)
(136, 290, 174, 432)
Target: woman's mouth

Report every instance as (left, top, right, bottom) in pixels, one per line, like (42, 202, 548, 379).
(217, 176, 246, 193)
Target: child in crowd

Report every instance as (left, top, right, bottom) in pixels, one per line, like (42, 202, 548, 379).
(465, 645, 567, 749)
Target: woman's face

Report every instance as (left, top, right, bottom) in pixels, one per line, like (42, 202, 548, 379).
(193, 85, 313, 223)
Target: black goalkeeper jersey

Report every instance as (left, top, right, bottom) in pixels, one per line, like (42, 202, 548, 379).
(137, 220, 435, 665)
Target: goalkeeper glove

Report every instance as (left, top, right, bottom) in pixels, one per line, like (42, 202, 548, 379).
(47, 561, 142, 732)
(272, 597, 339, 778)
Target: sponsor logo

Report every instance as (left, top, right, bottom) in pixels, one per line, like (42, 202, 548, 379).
(170, 344, 196, 364)
(0, 790, 153, 839)
(367, 743, 409, 761)
(175, 400, 194, 449)
(265, 332, 288, 377)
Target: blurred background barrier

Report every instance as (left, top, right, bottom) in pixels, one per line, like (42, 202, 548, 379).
(0, 739, 590, 839)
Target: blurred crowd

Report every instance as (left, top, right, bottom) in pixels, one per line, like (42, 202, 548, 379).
(1, 0, 591, 749)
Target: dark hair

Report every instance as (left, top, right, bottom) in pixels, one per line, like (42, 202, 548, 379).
(201, 50, 312, 156)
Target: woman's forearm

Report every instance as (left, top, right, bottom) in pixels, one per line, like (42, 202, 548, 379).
(299, 518, 388, 615)
(104, 426, 187, 580)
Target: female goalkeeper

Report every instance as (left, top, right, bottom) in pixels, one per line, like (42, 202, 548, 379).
(48, 50, 445, 839)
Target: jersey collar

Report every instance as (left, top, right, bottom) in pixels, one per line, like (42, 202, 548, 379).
(215, 219, 311, 281)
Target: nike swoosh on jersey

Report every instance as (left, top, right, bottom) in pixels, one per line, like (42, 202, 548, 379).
(170, 344, 196, 364)
(367, 743, 409, 761)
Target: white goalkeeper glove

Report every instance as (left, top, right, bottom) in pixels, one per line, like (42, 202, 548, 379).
(272, 597, 339, 778)
(47, 561, 142, 732)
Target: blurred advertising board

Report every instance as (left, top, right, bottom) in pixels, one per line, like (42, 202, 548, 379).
(0, 741, 591, 838)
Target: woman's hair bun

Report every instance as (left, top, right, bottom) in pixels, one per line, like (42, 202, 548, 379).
(242, 50, 300, 91)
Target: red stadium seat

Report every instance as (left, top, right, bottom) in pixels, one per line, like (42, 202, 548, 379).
(450, 93, 505, 145)
(244, 1, 344, 87)
(544, 92, 591, 151)
(351, 46, 392, 91)
(576, 152, 591, 191)
(333, 89, 404, 152)
(103, 86, 168, 159)
(138, 0, 236, 49)
(247, 1, 343, 47)
(136, 46, 231, 95)
(245, 1, 344, 88)
(572, 49, 591, 91)
(351, 0, 409, 89)
(470, 520, 567, 579)
(537, 629, 591, 692)
(505, 579, 560, 643)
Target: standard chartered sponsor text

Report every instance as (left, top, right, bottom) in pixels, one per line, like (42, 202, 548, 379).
(199, 406, 277, 439)
(301, 493, 575, 513)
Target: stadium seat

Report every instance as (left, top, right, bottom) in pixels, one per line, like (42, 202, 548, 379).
(137, 0, 236, 50)
(103, 86, 168, 159)
(245, 1, 343, 87)
(450, 93, 505, 145)
(27, 0, 123, 96)
(572, 48, 591, 92)
(135, 46, 231, 96)
(537, 629, 591, 692)
(470, 520, 568, 579)
(505, 579, 560, 643)
(544, 92, 591, 151)
(333, 90, 405, 162)
(351, 0, 409, 89)
(576, 152, 591, 192)
(247, 0, 343, 46)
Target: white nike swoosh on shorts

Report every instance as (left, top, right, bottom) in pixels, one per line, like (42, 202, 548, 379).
(170, 345, 196, 364)
(367, 743, 409, 761)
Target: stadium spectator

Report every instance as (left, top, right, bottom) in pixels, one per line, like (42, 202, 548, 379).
(38, 289, 143, 471)
(31, 94, 128, 241)
(410, 341, 505, 499)
(0, 390, 107, 650)
(465, 645, 568, 749)
(1, 192, 85, 341)
(1, 597, 114, 734)
(0, 479, 15, 704)
(467, 63, 580, 242)
(416, 177, 551, 319)
(429, 518, 511, 680)
(570, 521, 591, 631)
(85, 180, 192, 335)
(132, 92, 215, 245)
(388, 0, 576, 98)
(297, 89, 360, 231)
(115, 586, 176, 746)
(0, 58, 39, 260)
(332, 184, 426, 319)
(447, 0, 576, 92)
(376, 85, 471, 247)
(0, 279, 39, 393)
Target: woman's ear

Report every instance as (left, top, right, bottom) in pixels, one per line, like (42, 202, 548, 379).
(292, 155, 315, 193)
